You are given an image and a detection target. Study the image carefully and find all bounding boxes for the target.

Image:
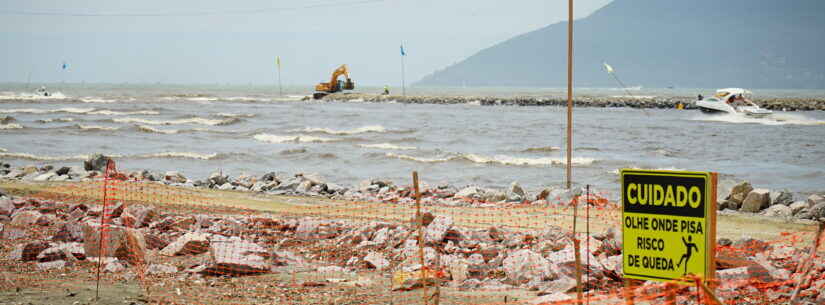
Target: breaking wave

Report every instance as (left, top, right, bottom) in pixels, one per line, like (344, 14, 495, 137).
(75, 124, 119, 131)
(359, 143, 417, 150)
(0, 108, 158, 116)
(0, 123, 23, 130)
(114, 117, 240, 126)
(521, 146, 561, 153)
(253, 133, 336, 144)
(295, 125, 387, 135)
(385, 152, 596, 166)
(0, 151, 237, 162)
(0, 92, 68, 100)
(131, 152, 220, 160)
(690, 113, 825, 126)
(0, 152, 100, 161)
(36, 117, 75, 123)
(214, 112, 256, 118)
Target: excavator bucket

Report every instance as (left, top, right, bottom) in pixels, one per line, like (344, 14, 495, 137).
(343, 78, 355, 90)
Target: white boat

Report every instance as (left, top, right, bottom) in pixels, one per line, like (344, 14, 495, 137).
(695, 88, 772, 118)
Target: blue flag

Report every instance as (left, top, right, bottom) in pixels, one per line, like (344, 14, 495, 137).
(62, 62, 67, 70)
(400, 45, 406, 56)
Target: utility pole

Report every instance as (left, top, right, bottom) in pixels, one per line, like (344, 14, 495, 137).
(566, 0, 574, 190)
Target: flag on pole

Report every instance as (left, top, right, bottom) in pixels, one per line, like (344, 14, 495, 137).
(62, 62, 68, 70)
(603, 62, 614, 74)
(276, 56, 281, 68)
(400, 45, 406, 56)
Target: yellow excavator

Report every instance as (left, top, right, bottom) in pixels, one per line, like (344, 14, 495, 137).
(313, 64, 355, 99)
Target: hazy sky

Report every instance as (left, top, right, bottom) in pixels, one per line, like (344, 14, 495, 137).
(0, 0, 612, 86)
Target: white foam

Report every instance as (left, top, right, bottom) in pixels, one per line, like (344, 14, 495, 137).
(691, 113, 825, 126)
(89, 110, 160, 116)
(0, 148, 6, 152)
(78, 124, 119, 131)
(386, 152, 596, 166)
(0, 107, 95, 114)
(137, 125, 179, 134)
(0, 92, 68, 100)
(80, 97, 116, 103)
(114, 117, 238, 126)
(609, 167, 687, 175)
(0, 123, 23, 130)
(253, 133, 335, 143)
(215, 112, 256, 118)
(0, 152, 94, 161)
(37, 118, 75, 123)
(135, 152, 218, 160)
(359, 143, 417, 150)
(296, 125, 387, 135)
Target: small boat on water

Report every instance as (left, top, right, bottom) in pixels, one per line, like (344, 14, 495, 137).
(695, 88, 772, 118)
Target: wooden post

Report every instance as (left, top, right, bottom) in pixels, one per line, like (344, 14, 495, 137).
(573, 200, 583, 305)
(565, 0, 574, 190)
(623, 279, 635, 305)
(708, 172, 718, 291)
(413, 171, 428, 305)
(664, 283, 676, 305)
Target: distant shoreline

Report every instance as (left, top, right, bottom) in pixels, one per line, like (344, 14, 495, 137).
(321, 93, 825, 111)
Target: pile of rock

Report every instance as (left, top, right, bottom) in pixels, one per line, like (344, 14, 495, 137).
(720, 181, 825, 220)
(1, 190, 823, 303)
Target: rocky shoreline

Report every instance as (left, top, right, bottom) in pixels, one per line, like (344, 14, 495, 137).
(2, 155, 825, 304)
(2, 154, 824, 221)
(316, 93, 825, 111)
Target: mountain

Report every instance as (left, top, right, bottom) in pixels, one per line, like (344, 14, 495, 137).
(416, 0, 825, 89)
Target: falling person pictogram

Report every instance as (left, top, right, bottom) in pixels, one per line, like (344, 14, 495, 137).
(676, 235, 699, 275)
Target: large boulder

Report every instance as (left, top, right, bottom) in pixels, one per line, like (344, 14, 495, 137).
(809, 202, 825, 220)
(425, 215, 454, 244)
(364, 251, 389, 271)
(763, 204, 792, 218)
(81, 222, 145, 264)
(789, 201, 809, 215)
(121, 205, 156, 228)
(727, 182, 753, 204)
(0, 197, 14, 216)
(159, 232, 210, 256)
(201, 238, 270, 276)
(807, 194, 825, 207)
(506, 181, 526, 202)
(53, 222, 84, 242)
(7, 242, 50, 261)
(740, 189, 770, 212)
(84, 154, 112, 171)
(295, 218, 340, 239)
(769, 191, 793, 206)
(502, 249, 556, 284)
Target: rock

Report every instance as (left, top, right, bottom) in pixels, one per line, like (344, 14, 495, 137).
(506, 181, 525, 202)
(0, 197, 14, 216)
(82, 223, 146, 264)
(481, 189, 506, 202)
(55, 166, 71, 176)
(33, 172, 57, 181)
(789, 201, 809, 215)
(364, 251, 389, 271)
(7, 242, 50, 261)
(159, 232, 210, 256)
(455, 186, 481, 199)
(740, 189, 770, 212)
(295, 180, 313, 193)
(449, 259, 469, 284)
(807, 194, 825, 207)
(208, 172, 229, 187)
(121, 205, 156, 228)
(144, 233, 169, 250)
(425, 215, 453, 243)
(733, 238, 770, 254)
(164, 171, 187, 183)
(810, 202, 825, 220)
(529, 292, 573, 304)
(763, 204, 792, 217)
(84, 153, 112, 171)
(502, 249, 556, 284)
(727, 181, 753, 204)
(104, 260, 126, 273)
(147, 264, 178, 275)
(11, 210, 43, 226)
(716, 266, 750, 290)
(53, 222, 84, 242)
(202, 238, 270, 276)
(37, 260, 68, 270)
(545, 246, 598, 278)
(769, 191, 793, 206)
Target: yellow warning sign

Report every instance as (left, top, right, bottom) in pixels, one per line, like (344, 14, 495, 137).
(621, 169, 716, 283)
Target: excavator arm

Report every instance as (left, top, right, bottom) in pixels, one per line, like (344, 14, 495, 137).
(315, 64, 355, 94)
